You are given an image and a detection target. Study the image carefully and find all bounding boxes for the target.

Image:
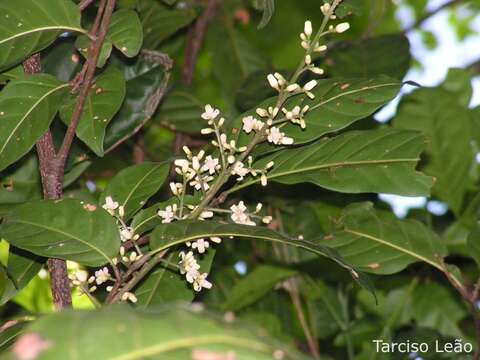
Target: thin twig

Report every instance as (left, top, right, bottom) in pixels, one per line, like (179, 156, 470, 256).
(57, 0, 115, 166)
(403, 0, 463, 33)
(108, 250, 168, 304)
(183, 0, 219, 85)
(79, 0, 96, 11)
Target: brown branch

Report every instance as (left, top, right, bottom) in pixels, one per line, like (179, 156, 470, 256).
(20, 0, 116, 311)
(182, 0, 219, 85)
(441, 262, 480, 359)
(79, 0, 96, 11)
(22, 55, 72, 311)
(403, 0, 464, 33)
(57, 0, 115, 167)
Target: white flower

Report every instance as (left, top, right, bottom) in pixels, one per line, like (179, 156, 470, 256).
(201, 104, 220, 120)
(191, 239, 209, 254)
(231, 161, 250, 180)
(256, 108, 269, 117)
(200, 211, 214, 219)
(158, 204, 177, 223)
(120, 226, 135, 242)
(304, 20, 312, 37)
(210, 237, 222, 244)
(193, 272, 212, 292)
(169, 182, 183, 196)
(335, 22, 350, 33)
(267, 74, 280, 91)
(121, 292, 137, 303)
(310, 67, 324, 75)
(320, 3, 331, 16)
(179, 251, 200, 276)
(267, 127, 294, 145)
(286, 83, 300, 92)
(201, 127, 214, 134)
(202, 155, 219, 174)
(230, 201, 256, 226)
(94, 267, 110, 285)
(304, 80, 317, 91)
(261, 174, 268, 186)
(102, 196, 119, 215)
(242, 115, 263, 133)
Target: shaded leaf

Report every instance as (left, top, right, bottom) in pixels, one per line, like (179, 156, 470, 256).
(0, 199, 120, 266)
(104, 53, 171, 151)
(0, 74, 68, 171)
(1, 247, 43, 305)
(154, 89, 204, 133)
(0, 0, 83, 71)
(253, 0, 276, 29)
(223, 265, 296, 311)
(100, 162, 169, 220)
(138, 0, 197, 49)
(393, 69, 474, 214)
(467, 224, 480, 268)
(412, 283, 467, 338)
(323, 34, 411, 79)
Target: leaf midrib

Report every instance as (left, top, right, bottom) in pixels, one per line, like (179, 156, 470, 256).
(235, 157, 419, 190)
(0, 26, 86, 45)
(110, 335, 270, 360)
(9, 219, 111, 264)
(0, 83, 69, 156)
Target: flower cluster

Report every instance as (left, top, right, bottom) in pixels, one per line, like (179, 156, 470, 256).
(71, 1, 350, 302)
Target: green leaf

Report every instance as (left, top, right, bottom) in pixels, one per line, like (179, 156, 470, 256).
(393, 71, 474, 214)
(0, 0, 84, 71)
(132, 196, 196, 235)
(0, 320, 29, 352)
(104, 53, 171, 151)
(0, 155, 41, 205)
(0, 199, 120, 266)
(253, 0, 276, 29)
(467, 224, 480, 268)
(60, 66, 126, 156)
(0, 74, 68, 171)
(236, 77, 403, 148)
(412, 283, 467, 338)
(327, 203, 449, 277)
(75, 35, 113, 68)
(135, 249, 216, 307)
(6, 305, 310, 360)
(107, 9, 143, 58)
(223, 265, 296, 311)
(100, 162, 170, 220)
(154, 89, 204, 133)
(238, 129, 434, 196)
(138, 0, 197, 49)
(323, 34, 411, 79)
(1, 247, 43, 305)
(209, 21, 267, 112)
(150, 220, 369, 289)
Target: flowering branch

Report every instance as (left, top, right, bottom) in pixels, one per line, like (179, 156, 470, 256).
(68, 0, 353, 304)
